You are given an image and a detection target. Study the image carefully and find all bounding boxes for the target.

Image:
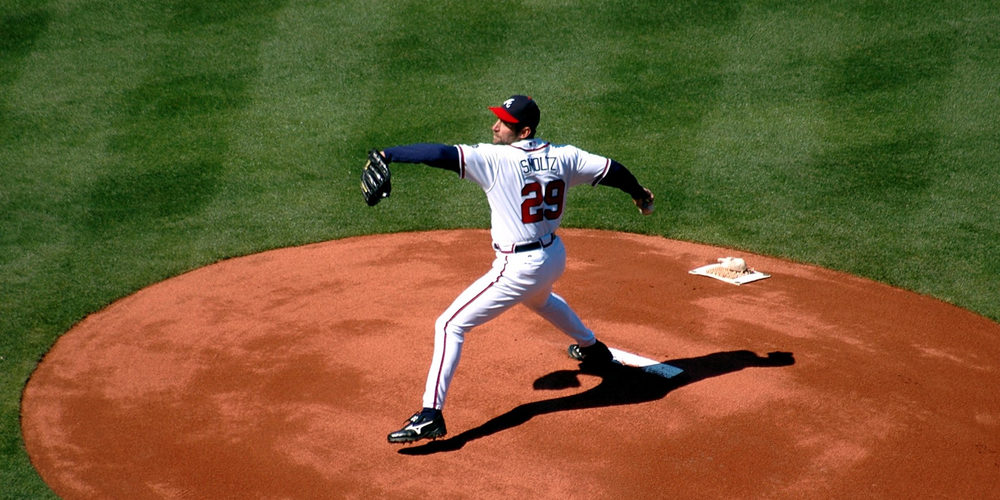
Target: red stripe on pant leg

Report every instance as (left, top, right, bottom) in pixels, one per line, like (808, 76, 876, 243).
(432, 257, 508, 408)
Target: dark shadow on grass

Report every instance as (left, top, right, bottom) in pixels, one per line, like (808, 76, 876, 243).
(399, 350, 794, 455)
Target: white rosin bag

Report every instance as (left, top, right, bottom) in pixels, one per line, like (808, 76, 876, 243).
(689, 257, 770, 286)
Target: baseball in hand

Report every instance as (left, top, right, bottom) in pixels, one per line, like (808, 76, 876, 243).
(634, 189, 655, 216)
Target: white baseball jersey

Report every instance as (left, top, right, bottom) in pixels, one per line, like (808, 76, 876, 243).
(456, 138, 611, 247)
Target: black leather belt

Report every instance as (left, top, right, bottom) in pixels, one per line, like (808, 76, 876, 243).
(512, 241, 543, 252)
(494, 234, 556, 254)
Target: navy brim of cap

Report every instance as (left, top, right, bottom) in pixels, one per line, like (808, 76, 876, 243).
(489, 106, 519, 123)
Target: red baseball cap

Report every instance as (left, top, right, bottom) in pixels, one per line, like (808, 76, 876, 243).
(489, 95, 540, 130)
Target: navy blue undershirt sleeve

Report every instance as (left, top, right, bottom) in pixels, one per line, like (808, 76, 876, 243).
(598, 160, 647, 199)
(383, 143, 460, 173)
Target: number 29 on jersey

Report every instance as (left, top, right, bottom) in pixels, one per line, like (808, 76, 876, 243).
(521, 180, 565, 223)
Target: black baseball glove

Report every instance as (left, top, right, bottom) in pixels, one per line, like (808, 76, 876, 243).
(361, 149, 391, 206)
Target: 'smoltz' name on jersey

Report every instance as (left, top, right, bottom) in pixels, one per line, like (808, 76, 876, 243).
(520, 156, 558, 175)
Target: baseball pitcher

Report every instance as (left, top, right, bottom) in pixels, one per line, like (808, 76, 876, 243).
(364, 95, 655, 443)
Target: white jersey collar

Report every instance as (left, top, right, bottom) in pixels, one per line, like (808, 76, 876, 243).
(510, 138, 549, 151)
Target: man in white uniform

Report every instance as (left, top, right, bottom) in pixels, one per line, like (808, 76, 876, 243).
(381, 95, 655, 443)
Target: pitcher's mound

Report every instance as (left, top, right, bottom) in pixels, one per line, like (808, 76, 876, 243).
(22, 230, 1000, 499)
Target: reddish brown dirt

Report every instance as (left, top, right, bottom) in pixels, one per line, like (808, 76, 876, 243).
(21, 229, 1000, 499)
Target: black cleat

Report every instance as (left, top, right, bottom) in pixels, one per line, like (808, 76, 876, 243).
(568, 340, 615, 365)
(387, 410, 447, 444)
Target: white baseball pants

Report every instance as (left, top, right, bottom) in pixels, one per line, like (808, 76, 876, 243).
(422, 236, 597, 410)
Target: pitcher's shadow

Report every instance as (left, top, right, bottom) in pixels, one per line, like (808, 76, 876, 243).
(399, 350, 794, 455)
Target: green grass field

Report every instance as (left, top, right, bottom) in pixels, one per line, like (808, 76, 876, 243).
(2, 0, 998, 497)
